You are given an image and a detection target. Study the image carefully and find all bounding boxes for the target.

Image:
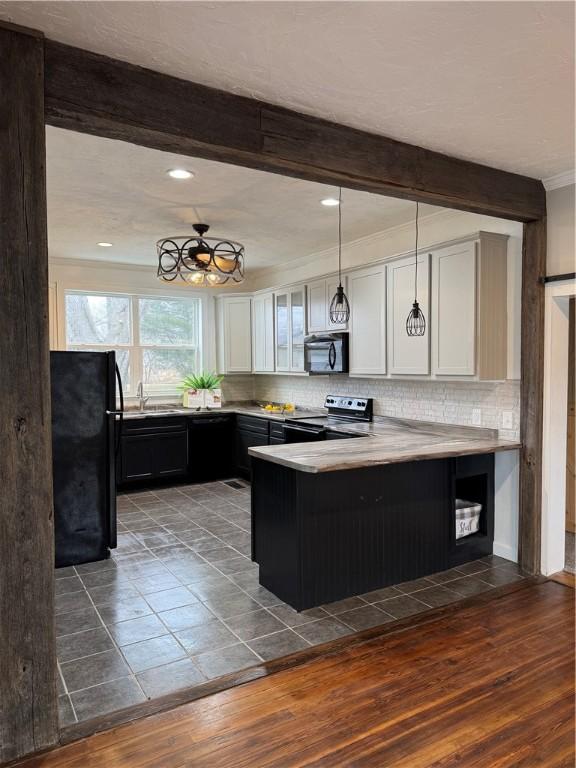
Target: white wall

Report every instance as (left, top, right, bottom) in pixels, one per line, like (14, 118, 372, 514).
(494, 450, 520, 562)
(547, 183, 575, 276)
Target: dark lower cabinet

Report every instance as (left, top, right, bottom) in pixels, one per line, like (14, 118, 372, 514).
(118, 417, 189, 486)
(448, 453, 495, 567)
(236, 429, 269, 477)
(118, 411, 285, 486)
(120, 434, 156, 483)
(252, 453, 496, 611)
(154, 431, 189, 478)
(235, 415, 271, 479)
(269, 422, 286, 441)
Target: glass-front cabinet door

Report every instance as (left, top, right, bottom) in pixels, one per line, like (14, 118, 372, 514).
(274, 286, 306, 373)
(290, 288, 305, 371)
(275, 292, 289, 371)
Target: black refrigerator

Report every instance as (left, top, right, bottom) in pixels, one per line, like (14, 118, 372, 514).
(51, 351, 121, 567)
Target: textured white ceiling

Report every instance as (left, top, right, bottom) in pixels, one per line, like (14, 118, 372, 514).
(1, 1, 574, 179)
(46, 127, 438, 269)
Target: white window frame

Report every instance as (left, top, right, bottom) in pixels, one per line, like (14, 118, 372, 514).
(64, 290, 203, 395)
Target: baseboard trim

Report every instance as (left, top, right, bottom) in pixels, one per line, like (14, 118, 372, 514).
(493, 541, 518, 562)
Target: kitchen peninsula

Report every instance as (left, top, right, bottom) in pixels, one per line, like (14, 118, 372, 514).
(249, 417, 520, 611)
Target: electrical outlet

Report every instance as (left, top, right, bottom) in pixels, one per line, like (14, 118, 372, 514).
(502, 411, 514, 430)
(471, 409, 482, 426)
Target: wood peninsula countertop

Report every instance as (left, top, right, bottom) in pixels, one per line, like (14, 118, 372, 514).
(248, 416, 521, 473)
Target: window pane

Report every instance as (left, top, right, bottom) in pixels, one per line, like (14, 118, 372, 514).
(66, 294, 131, 345)
(139, 297, 199, 346)
(142, 349, 198, 387)
(68, 347, 130, 390)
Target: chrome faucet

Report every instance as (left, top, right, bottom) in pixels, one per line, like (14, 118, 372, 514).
(136, 381, 149, 412)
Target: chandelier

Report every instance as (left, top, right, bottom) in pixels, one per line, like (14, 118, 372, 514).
(157, 223, 245, 286)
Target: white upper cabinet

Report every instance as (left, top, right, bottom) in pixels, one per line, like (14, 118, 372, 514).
(387, 253, 430, 375)
(307, 277, 349, 333)
(275, 285, 307, 372)
(349, 265, 387, 375)
(216, 296, 252, 374)
(217, 232, 507, 381)
(430, 232, 508, 380)
(290, 287, 306, 371)
(275, 291, 290, 371)
(307, 280, 327, 334)
(431, 241, 476, 376)
(252, 292, 275, 373)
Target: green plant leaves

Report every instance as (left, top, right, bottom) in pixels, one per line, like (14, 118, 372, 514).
(178, 371, 224, 391)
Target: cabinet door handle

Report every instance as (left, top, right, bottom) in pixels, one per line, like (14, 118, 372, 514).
(329, 342, 336, 370)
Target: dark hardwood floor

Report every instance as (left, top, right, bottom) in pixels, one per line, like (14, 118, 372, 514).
(17, 580, 575, 768)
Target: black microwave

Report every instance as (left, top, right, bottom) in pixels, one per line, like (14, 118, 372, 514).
(304, 333, 349, 374)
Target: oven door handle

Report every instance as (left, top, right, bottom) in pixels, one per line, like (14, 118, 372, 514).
(328, 342, 337, 370)
(285, 424, 325, 435)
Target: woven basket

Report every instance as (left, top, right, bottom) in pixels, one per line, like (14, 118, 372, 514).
(455, 498, 482, 539)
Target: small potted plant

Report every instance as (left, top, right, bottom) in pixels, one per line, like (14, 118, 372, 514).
(179, 372, 223, 410)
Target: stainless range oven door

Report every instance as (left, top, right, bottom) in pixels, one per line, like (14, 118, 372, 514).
(283, 423, 326, 443)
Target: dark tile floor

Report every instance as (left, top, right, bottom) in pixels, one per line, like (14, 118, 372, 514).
(55, 479, 525, 726)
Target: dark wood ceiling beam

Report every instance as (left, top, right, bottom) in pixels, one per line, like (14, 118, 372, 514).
(43, 41, 545, 222)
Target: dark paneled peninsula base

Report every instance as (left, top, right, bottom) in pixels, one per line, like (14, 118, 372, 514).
(251, 454, 494, 611)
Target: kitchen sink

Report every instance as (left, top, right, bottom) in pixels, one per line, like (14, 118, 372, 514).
(147, 409, 184, 414)
(124, 408, 186, 417)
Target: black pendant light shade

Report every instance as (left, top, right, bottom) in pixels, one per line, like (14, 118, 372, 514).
(328, 188, 351, 324)
(406, 300, 426, 336)
(406, 201, 427, 337)
(329, 284, 351, 325)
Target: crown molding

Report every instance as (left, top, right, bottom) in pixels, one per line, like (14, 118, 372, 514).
(48, 256, 154, 272)
(253, 208, 453, 282)
(543, 170, 575, 191)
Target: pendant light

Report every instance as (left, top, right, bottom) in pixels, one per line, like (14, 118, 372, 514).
(406, 201, 426, 336)
(329, 188, 351, 324)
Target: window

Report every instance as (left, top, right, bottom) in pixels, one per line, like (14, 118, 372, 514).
(65, 292, 202, 393)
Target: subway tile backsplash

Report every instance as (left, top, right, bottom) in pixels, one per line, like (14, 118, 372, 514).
(221, 375, 257, 404)
(246, 375, 520, 442)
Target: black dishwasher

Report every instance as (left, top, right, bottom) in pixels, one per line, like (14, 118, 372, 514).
(188, 414, 234, 482)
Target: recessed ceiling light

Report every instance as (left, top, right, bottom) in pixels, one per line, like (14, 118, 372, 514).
(321, 197, 340, 206)
(97, 242, 113, 247)
(167, 169, 194, 180)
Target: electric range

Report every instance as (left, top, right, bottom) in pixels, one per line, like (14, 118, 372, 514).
(284, 395, 373, 442)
